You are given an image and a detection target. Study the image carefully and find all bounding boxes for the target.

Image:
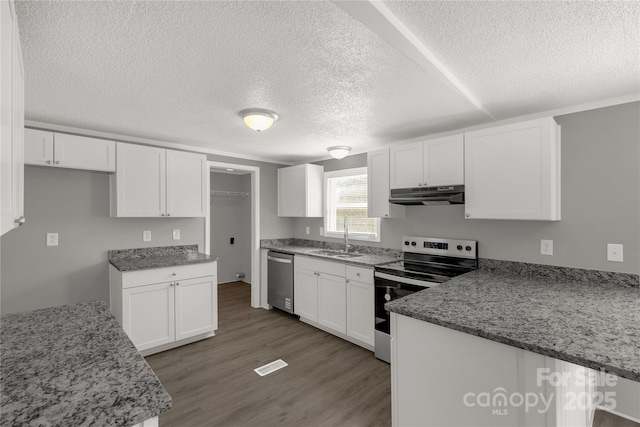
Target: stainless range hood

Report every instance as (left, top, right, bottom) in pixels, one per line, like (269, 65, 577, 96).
(389, 185, 465, 206)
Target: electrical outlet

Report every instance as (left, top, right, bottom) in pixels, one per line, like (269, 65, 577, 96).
(143, 230, 151, 242)
(607, 243, 623, 262)
(172, 229, 180, 240)
(305, 226, 310, 235)
(46, 233, 58, 247)
(541, 239, 553, 256)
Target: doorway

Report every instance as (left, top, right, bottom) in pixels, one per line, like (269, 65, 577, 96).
(205, 161, 261, 308)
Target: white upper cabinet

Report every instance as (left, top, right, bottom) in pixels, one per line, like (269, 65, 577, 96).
(389, 141, 423, 189)
(165, 149, 207, 217)
(111, 143, 206, 218)
(112, 143, 166, 217)
(367, 148, 405, 218)
(24, 129, 116, 172)
(277, 163, 323, 217)
(390, 135, 464, 189)
(464, 117, 561, 221)
(423, 135, 464, 187)
(1, 0, 25, 236)
(24, 129, 53, 165)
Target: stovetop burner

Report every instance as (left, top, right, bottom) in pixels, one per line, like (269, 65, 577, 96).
(375, 236, 478, 283)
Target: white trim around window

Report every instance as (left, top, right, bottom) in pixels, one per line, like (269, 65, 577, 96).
(324, 167, 381, 243)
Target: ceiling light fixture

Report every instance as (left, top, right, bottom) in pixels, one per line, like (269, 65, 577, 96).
(240, 108, 278, 132)
(327, 146, 352, 160)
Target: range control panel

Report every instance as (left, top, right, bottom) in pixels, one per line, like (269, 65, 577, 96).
(402, 236, 478, 259)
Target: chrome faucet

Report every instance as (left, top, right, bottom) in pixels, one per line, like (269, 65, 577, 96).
(344, 215, 351, 253)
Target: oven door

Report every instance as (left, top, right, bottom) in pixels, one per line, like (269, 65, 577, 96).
(374, 272, 437, 335)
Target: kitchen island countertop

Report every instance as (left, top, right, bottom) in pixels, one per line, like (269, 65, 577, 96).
(386, 266, 640, 382)
(0, 301, 171, 426)
(109, 244, 216, 272)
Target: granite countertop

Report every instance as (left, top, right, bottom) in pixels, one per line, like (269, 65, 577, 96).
(0, 301, 171, 426)
(261, 238, 399, 267)
(386, 266, 640, 382)
(109, 244, 217, 272)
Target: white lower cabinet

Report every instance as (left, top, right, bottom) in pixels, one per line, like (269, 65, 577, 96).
(293, 256, 374, 350)
(391, 313, 639, 427)
(123, 282, 176, 351)
(294, 268, 320, 322)
(346, 277, 375, 346)
(111, 262, 217, 355)
(318, 273, 347, 334)
(175, 276, 218, 341)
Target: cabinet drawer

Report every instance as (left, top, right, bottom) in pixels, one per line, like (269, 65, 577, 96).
(296, 256, 345, 277)
(346, 265, 373, 283)
(121, 262, 216, 288)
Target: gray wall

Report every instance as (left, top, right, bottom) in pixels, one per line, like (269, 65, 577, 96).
(294, 102, 640, 274)
(1, 167, 205, 314)
(1, 153, 294, 315)
(210, 172, 251, 284)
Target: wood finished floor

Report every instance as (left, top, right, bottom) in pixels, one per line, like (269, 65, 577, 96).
(146, 282, 391, 427)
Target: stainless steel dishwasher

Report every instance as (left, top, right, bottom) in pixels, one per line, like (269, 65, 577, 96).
(267, 251, 294, 314)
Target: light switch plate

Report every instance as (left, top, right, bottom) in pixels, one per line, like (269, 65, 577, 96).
(46, 233, 58, 247)
(172, 229, 180, 240)
(305, 227, 310, 235)
(607, 243, 623, 262)
(143, 230, 152, 242)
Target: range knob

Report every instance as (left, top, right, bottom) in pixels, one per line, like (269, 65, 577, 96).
(457, 245, 463, 251)
(411, 241, 417, 246)
(404, 240, 410, 246)
(465, 246, 472, 251)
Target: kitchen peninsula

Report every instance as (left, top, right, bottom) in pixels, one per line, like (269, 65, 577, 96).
(387, 261, 640, 426)
(0, 301, 171, 426)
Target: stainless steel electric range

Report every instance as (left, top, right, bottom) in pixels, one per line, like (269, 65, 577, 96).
(373, 236, 478, 363)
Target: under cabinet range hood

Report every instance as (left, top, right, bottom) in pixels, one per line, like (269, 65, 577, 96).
(389, 185, 465, 206)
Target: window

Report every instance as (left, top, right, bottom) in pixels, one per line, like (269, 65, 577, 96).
(324, 167, 380, 242)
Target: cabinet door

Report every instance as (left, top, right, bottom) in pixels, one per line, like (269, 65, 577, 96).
(367, 148, 405, 218)
(24, 128, 54, 166)
(464, 118, 560, 220)
(0, 1, 24, 237)
(318, 273, 346, 334)
(166, 150, 207, 217)
(175, 275, 217, 341)
(122, 282, 175, 351)
(278, 165, 306, 217)
(393, 314, 521, 427)
(54, 133, 116, 172)
(389, 141, 423, 189)
(346, 279, 374, 346)
(423, 134, 464, 187)
(114, 143, 166, 217)
(293, 268, 318, 322)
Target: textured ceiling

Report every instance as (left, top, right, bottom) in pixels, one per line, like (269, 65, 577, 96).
(15, 1, 640, 164)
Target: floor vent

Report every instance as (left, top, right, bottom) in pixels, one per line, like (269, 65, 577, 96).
(254, 359, 288, 377)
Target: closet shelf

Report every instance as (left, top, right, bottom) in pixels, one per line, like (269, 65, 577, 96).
(211, 190, 249, 198)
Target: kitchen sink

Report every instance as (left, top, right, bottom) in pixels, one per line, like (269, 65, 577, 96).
(312, 249, 363, 259)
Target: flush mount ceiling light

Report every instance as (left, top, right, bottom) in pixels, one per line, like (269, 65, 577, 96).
(240, 108, 278, 132)
(327, 146, 351, 160)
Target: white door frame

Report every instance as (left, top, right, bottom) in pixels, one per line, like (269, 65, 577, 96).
(205, 161, 261, 308)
